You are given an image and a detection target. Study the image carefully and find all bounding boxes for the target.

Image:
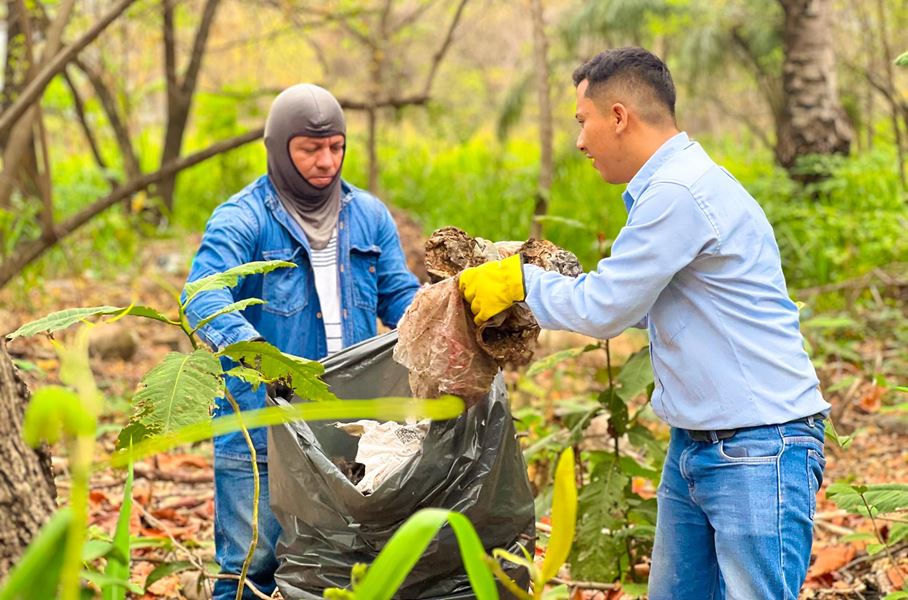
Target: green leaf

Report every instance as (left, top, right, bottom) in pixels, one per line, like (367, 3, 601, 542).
(889, 523, 908, 545)
(5, 306, 178, 341)
(111, 396, 465, 467)
(526, 344, 599, 377)
(603, 388, 629, 437)
(352, 508, 497, 600)
(117, 350, 222, 448)
(82, 540, 114, 562)
(0, 508, 71, 600)
(615, 347, 653, 403)
(826, 482, 908, 515)
(103, 463, 133, 600)
(191, 298, 266, 333)
(78, 571, 142, 595)
(569, 454, 630, 582)
(867, 543, 886, 556)
(825, 420, 855, 449)
(23, 386, 95, 446)
(896, 50, 908, 67)
(7, 306, 122, 340)
(218, 340, 332, 402)
(143, 561, 197, 590)
(182, 260, 295, 306)
(541, 448, 578, 583)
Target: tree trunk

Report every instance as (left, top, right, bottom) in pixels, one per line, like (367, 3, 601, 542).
(0, 340, 57, 578)
(776, 0, 853, 175)
(528, 0, 553, 240)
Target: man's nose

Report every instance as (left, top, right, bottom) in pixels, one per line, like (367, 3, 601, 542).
(576, 133, 586, 153)
(315, 148, 334, 169)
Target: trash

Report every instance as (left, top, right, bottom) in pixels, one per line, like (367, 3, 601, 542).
(395, 227, 583, 407)
(333, 419, 430, 494)
(268, 331, 534, 598)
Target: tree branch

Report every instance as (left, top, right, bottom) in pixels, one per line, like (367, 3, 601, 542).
(61, 68, 113, 183)
(421, 0, 469, 97)
(0, 0, 136, 137)
(71, 57, 141, 179)
(181, 0, 221, 96)
(0, 128, 264, 288)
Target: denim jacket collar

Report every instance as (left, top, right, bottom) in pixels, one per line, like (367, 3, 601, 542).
(622, 131, 690, 212)
(262, 177, 356, 253)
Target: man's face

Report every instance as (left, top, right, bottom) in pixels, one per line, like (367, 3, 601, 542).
(575, 79, 628, 184)
(288, 134, 345, 188)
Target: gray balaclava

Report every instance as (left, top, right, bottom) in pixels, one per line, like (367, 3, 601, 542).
(264, 84, 346, 250)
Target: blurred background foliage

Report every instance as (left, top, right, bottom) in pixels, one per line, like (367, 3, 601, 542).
(0, 0, 906, 295)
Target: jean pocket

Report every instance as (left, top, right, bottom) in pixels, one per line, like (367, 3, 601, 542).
(262, 248, 308, 316)
(807, 448, 826, 520)
(717, 427, 784, 463)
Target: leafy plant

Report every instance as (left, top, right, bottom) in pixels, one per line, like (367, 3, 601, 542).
(2, 260, 465, 599)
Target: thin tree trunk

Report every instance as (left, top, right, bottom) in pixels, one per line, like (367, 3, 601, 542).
(0, 339, 57, 578)
(776, 0, 853, 176)
(528, 0, 552, 240)
(874, 0, 906, 188)
(156, 0, 221, 217)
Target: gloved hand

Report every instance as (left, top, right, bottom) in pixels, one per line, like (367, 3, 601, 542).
(458, 253, 526, 325)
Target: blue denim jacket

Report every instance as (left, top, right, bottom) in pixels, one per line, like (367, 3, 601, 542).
(184, 175, 420, 460)
(524, 133, 829, 430)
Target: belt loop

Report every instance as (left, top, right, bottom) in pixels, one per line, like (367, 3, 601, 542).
(807, 414, 815, 428)
(709, 431, 719, 444)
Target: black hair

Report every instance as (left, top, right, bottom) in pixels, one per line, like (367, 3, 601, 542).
(572, 47, 676, 124)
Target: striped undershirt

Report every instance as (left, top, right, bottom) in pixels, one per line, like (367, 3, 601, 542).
(310, 232, 343, 354)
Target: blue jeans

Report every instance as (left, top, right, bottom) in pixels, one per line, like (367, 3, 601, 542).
(648, 417, 826, 600)
(213, 456, 283, 600)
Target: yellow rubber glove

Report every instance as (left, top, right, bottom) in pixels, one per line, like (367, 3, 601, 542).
(458, 253, 526, 325)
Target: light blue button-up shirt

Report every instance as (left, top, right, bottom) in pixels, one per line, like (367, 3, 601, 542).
(523, 132, 829, 430)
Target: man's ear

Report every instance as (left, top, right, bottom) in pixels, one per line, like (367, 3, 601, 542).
(612, 102, 629, 134)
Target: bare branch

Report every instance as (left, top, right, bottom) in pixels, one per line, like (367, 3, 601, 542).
(181, 0, 221, 95)
(72, 57, 141, 179)
(392, 0, 442, 34)
(421, 0, 469, 97)
(0, 0, 136, 138)
(0, 128, 264, 289)
(163, 0, 179, 100)
(61, 68, 115, 184)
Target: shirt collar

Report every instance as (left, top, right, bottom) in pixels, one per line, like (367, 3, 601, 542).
(621, 131, 690, 211)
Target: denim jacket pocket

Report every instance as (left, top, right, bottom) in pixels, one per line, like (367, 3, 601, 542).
(261, 248, 309, 316)
(350, 244, 382, 310)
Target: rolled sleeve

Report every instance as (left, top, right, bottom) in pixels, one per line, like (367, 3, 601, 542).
(183, 201, 263, 350)
(524, 183, 718, 339)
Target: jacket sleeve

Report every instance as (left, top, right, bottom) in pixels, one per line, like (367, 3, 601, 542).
(374, 204, 420, 328)
(523, 182, 719, 339)
(182, 201, 263, 350)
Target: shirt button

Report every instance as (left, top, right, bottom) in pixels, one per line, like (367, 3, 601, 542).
(368, 266, 375, 273)
(343, 309, 348, 318)
(339, 221, 344, 229)
(339, 264, 344, 272)
(316, 312, 323, 319)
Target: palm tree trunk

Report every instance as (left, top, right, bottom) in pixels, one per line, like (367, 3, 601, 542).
(776, 0, 853, 176)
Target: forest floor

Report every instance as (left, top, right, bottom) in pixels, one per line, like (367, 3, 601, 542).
(2, 233, 907, 600)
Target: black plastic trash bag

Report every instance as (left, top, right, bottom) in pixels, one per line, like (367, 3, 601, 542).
(268, 330, 535, 599)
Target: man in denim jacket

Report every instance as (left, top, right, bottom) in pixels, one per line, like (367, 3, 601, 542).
(460, 49, 830, 599)
(183, 84, 420, 599)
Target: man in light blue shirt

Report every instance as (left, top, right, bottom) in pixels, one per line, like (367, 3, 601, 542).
(460, 48, 830, 599)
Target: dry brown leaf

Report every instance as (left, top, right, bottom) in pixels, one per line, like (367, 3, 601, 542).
(807, 544, 857, 579)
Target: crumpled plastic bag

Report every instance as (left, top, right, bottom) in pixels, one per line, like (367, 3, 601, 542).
(334, 419, 430, 494)
(394, 228, 583, 408)
(393, 277, 498, 408)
